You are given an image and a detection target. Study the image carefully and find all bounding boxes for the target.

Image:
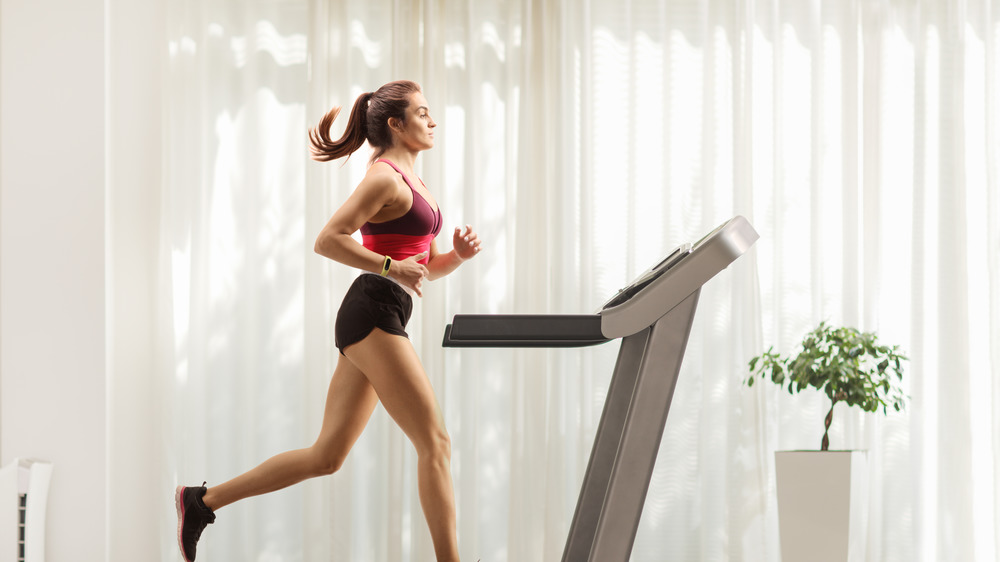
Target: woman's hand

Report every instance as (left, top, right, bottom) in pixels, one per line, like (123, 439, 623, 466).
(423, 225, 482, 281)
(391, 252, 430, 297)
(453, 225, 482, 261)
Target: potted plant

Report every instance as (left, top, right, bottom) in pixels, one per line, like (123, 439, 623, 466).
(747, 321, 908, 562)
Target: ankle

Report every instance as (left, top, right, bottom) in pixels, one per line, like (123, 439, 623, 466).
(200, 489, 218, 512)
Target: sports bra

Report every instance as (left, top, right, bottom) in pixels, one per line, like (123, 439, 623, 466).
(360, 159, 443, 265)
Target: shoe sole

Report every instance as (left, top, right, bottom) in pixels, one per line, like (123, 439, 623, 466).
(175, 486, 191, 562)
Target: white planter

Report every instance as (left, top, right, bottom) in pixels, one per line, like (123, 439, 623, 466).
(775, 451, 868, 562)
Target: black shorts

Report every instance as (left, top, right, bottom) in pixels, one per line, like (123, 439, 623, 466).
(335, 274, 414, 354)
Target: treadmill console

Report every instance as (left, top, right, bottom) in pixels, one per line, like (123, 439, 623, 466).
(600, 243, 692, 310)
(597, 216, 759, 338)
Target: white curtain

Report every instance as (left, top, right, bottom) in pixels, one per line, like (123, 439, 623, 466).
(159, 0, 1000, 560)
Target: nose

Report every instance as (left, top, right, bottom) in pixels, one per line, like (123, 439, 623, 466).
(429, 118, 437, 128)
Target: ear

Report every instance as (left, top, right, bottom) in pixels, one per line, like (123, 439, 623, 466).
(387, 116, 403, 134)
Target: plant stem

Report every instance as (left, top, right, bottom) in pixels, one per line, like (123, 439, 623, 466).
(822, 399, 836, 451)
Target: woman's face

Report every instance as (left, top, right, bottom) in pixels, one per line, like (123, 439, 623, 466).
(392, 91, 436, 151)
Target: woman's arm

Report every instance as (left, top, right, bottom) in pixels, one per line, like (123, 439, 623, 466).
(426, 225, 481, 281)
(314, 171, 430, 294)
(313, 174, 393, 273)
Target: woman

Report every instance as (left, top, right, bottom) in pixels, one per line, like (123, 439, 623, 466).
(176, 80, 481, 562)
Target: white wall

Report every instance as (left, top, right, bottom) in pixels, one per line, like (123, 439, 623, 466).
(1, 0, 162, 560)
(0, 0, 107, 559)
(106, 0, 163, 558)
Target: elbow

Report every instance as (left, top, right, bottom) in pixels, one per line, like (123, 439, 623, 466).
(314, 233, 333, 258)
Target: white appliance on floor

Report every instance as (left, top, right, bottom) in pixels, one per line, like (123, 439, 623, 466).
(0, 459, 52, 562)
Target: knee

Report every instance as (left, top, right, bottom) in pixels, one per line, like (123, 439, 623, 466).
(310, 447, 346, 477)
(416, 428, 451, 463)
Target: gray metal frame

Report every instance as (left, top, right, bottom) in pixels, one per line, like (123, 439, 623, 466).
(562, 290, 701, 561)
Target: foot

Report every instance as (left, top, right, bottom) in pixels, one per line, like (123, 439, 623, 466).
(175, 483, 216, 561)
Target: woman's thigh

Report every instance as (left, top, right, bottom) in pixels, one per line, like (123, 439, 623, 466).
(343, 328, 447, 449)
(313, 354, 380, 463)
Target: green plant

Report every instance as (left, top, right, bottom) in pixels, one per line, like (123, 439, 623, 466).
(747, 321, 908, 451)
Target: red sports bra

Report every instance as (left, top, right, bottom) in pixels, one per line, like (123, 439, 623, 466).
(360, 159, 443, 265)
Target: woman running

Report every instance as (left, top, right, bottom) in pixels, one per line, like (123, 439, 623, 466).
(176, 80, 481, 562)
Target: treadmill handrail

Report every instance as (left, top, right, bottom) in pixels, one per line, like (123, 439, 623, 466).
(443, 314, 609, 348)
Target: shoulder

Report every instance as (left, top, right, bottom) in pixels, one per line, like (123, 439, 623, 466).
(356, 162, 402, 204)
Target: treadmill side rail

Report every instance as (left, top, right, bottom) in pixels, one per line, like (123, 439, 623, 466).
(443, 314, 609, 348)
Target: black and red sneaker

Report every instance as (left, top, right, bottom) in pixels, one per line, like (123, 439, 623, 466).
(175, 483, 216, 561)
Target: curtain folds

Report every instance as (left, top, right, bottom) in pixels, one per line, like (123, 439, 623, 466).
(160, 0, 1000, 560)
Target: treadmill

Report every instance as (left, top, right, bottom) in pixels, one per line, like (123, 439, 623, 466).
(442, 215, 759, 561)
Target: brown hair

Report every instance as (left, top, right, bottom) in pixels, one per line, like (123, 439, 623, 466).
(309, 80, 422, 165)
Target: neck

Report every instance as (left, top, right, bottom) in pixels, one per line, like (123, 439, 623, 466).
(378, 147, 418, 174)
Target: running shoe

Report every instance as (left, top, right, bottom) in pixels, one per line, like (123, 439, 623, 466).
(175, 483, 216, 561)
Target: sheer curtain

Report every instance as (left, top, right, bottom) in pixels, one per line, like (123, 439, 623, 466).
(159, 0, 999, 560)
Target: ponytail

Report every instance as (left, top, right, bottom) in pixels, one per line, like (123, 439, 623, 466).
(308, 91, 373, 163)
(308, 80, 422, 165)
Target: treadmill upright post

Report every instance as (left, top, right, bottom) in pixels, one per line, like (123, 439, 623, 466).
(562, 289, 701, 562)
